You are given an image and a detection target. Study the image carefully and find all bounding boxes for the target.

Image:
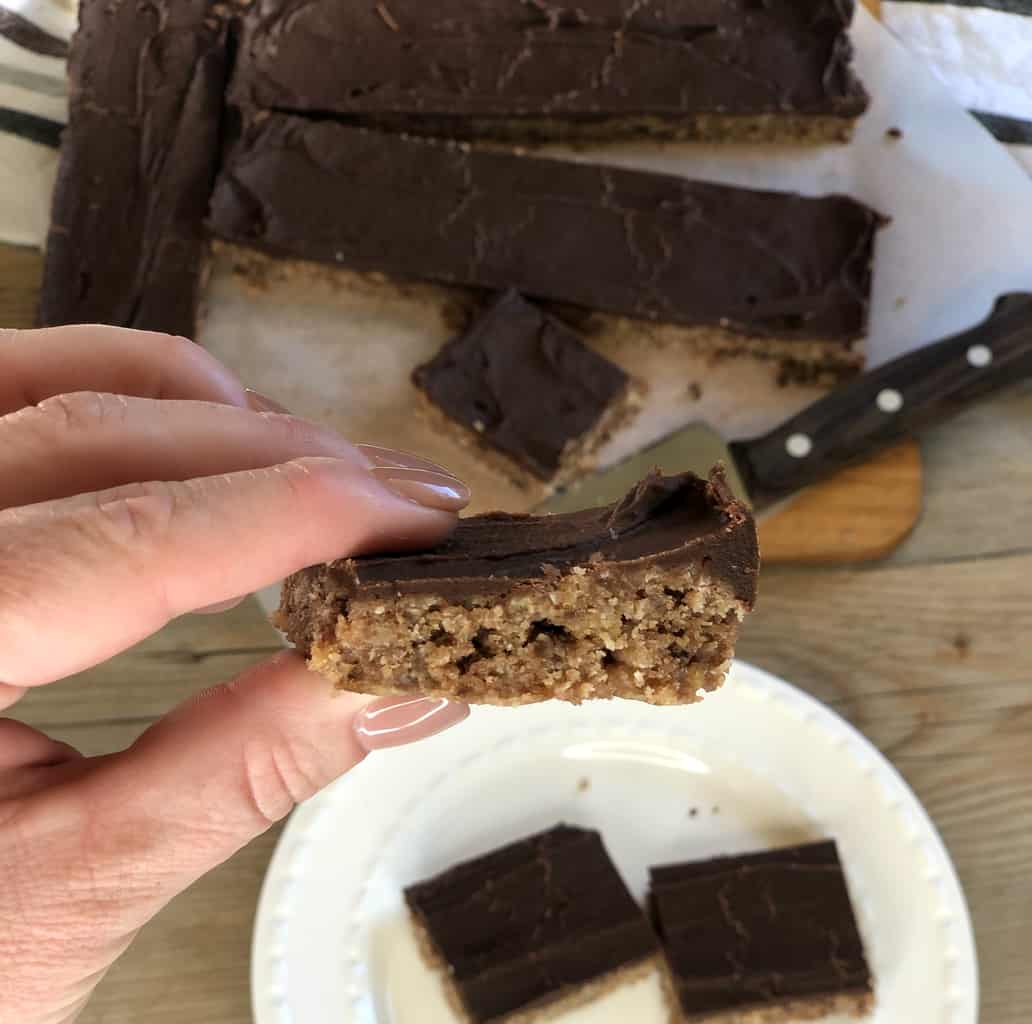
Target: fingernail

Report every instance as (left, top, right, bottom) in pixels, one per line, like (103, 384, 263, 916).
(353, 696, 470, 751)
(245, 388, 291, 415)
(370, 466, 471, 512)
(356, 443, 460, 477)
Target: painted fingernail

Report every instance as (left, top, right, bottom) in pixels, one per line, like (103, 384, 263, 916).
(370, 466, 471, 512)
(245, 388, 291, 415)
(353, 696, 470, 751)
(356, 443, 460, 477)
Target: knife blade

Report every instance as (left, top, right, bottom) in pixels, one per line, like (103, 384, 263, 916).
(536, 292, 1032, 515)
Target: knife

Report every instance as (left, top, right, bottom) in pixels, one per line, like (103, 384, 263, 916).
(536, 293, 1032, 515)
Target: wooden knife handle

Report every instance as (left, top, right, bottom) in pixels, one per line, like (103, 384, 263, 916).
(730, 293, 1032, 506)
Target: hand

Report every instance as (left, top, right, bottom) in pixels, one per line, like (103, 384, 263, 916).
(0, 325, 472, 1024)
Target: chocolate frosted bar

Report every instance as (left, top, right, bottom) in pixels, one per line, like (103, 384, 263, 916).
(412, 290, 634, 485)
(276, 468, 758, 705)
(39, 0, 231, 336)
(405, 825, 659, 1023)
(209, 116, 882, 344)
(649, 840, 874, 1022)
(230, 0, 869, 143)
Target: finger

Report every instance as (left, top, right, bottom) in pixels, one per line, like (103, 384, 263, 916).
(0, 325, 249, 415)
(0, 392, 374, 509)
(0, 456, 466, 686)
(0, 683, 26, 710)
(0, 656, 467, 1020)
(79, 654, 467, 913)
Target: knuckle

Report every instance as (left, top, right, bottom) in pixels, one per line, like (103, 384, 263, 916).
(90, 483, 179, 550)
(33, 390, 129, 436)
(241, 736, 325, 828)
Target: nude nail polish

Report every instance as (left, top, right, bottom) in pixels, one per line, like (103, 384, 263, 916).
(369, 466, 471, 512)
(245, 388, 291, 414)
(353, 696, 470, 751)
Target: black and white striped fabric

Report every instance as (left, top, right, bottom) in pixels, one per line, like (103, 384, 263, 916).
(0, 0, 1029, 247)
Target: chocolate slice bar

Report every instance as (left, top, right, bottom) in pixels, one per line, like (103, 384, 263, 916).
(209, 116, 882, 348)
(230, 0, 869, 143)
(405, 825, 659, 1023)
(276, 468, 758, 705)
(39, 0, 232, 336)
(649, 840, 874, 1022)
(412, 290, 634, 486)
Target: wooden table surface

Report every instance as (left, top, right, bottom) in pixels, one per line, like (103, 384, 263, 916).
(4, 236, 1032, 1022)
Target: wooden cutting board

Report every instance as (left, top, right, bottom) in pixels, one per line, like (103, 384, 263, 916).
(0, 242, 922, 563)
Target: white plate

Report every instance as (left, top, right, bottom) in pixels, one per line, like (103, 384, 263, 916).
(251, 661, 977, 1024)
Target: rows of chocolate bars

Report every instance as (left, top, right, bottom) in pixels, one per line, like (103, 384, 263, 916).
(404, 825, 874, 1024)
(43, 0, 881, 386)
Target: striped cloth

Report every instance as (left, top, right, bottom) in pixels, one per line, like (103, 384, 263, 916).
(0, 0, 1030, 249)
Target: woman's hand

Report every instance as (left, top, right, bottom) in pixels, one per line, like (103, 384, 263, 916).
(0, 325, 471, 1024)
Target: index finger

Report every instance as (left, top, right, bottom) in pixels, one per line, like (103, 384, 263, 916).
(0, 325, 249, 414)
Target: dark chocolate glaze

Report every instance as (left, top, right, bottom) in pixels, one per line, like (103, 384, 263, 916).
(405, 825, 657, 1023)
(209, 116, 882, 340)
(649, 840, 873, 1016)
(413, 290, 629, 480)
(231, 0, 868, 124)
(38, 0, 232, 336)
(299, 468, 758, 607)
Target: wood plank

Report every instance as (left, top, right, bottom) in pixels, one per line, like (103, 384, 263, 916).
(0, 244, 42, 329)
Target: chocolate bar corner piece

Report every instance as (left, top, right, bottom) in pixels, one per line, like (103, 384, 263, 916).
(412, 289, 633, 485)
(404, 825, 659, 1023)
(39, 0, 232, 335)
(276, 467, 758, 706)
(649, 839, 875, 1022)
(231, 0, 869, 143)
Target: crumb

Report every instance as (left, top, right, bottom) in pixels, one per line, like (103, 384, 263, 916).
(894, 296, 906, 310)
(953, 633, 971, 659)
(712, 805, 720, 814)
(886, 127, 903, 140)
(688, 807, 698, 818)
(686, 381, 703, 401)
(577, 777, 590, 793)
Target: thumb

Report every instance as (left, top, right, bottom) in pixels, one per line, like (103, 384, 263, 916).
(1, 655, 467, 1024)
(78, 653, 468, 917)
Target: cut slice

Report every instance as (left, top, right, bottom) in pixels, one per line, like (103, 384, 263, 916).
(412, 289, 636, 488)
(275, 467, 758, 705)
(404, 824, 660, 1024)
(649, 840, 875, 1022)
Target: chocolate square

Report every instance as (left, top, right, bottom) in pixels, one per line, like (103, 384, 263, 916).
(404, 825, 658, 1022)
(412, 290, 630, 481)
(649, 840, 873, 1020)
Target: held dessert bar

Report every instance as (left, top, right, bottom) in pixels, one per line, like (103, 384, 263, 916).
(230, 0, 869, 143)
(404, 825, 659, 1023)
(209, 116, 882, 346)
(649, 840, 874, 1022)
(412, 290, 635, 487)
(275, 468, 758, 706)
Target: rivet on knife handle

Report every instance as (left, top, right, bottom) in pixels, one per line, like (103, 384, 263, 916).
(728, 293, 1032, 506)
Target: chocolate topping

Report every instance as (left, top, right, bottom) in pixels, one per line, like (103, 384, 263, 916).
(413, 290, 630, 480)
(311, 467, 758, 604)
(405, 825, 658, 1023)
(231, 0, 868, 124)
(650, 840, 873, 1015)
(209, 116, 881, 340)
(39, 0, 231, 336)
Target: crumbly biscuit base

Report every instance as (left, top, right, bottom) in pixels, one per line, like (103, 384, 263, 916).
(281, 558, 747, 706)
